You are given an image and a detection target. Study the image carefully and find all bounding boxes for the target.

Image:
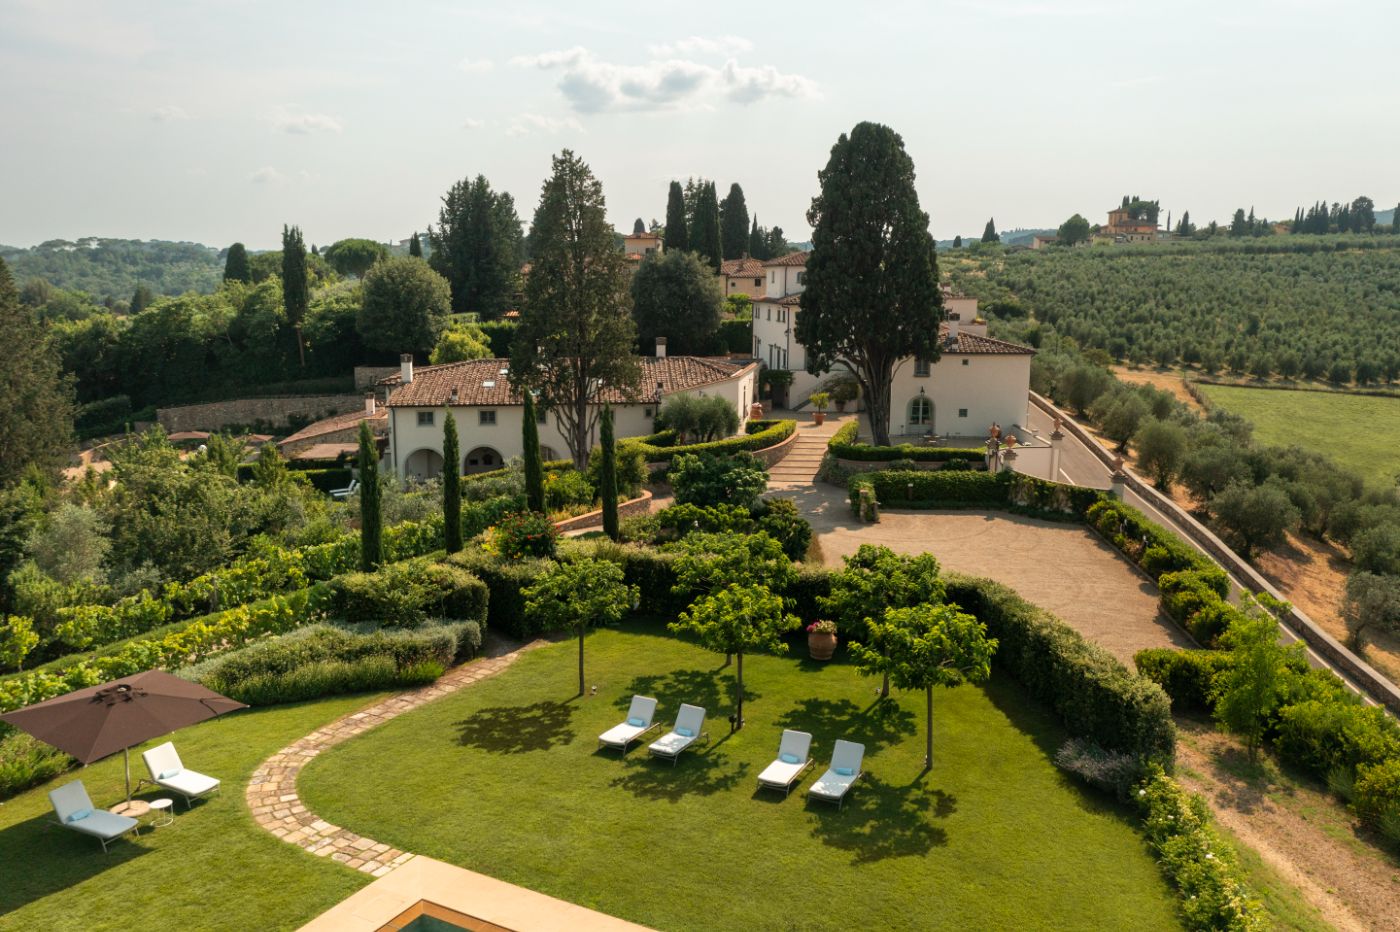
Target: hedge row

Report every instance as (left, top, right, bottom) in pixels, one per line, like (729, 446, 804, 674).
(945, 575, 1175, 763)
(1136, 765, 1264, 929)
(1157, 569, 1243, 647)
(827, 421, 983, 462)
(1133, 648, 1234, 712)
(330, 561, 488, 628)
(1084, 498, 1214, 579)
(235, 464, 354, 492)
(626, 419, 795, 463)
(15, 493, 523, 674)
(849, 470, 1008, 510)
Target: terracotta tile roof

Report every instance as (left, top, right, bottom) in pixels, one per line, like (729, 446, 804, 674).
(752, 293, 802, 307)
(763, 251, 809, 267)
(278, 409, 387, 447)
(382, 357, 756, 408)
(941, 326, 1035, 355)
(720, 258, 765, 277)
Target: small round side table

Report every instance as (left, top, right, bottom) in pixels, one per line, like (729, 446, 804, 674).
(149, 798, 175, 828)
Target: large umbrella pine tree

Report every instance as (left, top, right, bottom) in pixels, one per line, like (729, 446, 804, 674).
(796, 122, 943, 446)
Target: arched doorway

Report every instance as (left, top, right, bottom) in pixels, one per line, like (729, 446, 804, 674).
(907, 395, 933, 435)
(403, 448, 445, 480)
(464, 446, 504, 475)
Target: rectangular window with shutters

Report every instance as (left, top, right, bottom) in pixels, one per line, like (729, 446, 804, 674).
(417, 411, 434, 427)
(479, 410, 496, 426)
(914, 358, 930, 377)
(958, 408, 968, 418)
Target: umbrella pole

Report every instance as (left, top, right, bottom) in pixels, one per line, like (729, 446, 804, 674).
(125, 747, 132, 802)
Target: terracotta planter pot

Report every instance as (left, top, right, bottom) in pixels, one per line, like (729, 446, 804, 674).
(813, 411, 827, 426)
(808, 631, 838, 661)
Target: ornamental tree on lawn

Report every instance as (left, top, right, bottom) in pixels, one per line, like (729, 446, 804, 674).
(820, 544, 946, 698)
(797, 122, 942, 446)
(525, 558, 637, 696)
(670, 583, 799, 729)
(854, 602, 996, 768)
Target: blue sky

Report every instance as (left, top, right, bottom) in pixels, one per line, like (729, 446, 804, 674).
(0, 0, 1395, 249)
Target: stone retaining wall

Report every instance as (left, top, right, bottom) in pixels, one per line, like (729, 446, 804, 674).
(750, 426, 800, 468)
(1030, 391, 1400, 714)
(354, 366, 399, 390)
(157, 394, 362, 433)
(552, 490, 653, 533)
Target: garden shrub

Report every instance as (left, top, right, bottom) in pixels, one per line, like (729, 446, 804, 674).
(848, 470, 1008, 511)
(490, 511, 558, 560)
(329, 560, 487, 627)
(946, 575, 1175, 763)
(1354, 758, 1400, 841)
(756, 498, 813, 562)
(1136, 765, 1264, 930)
(0, 731, 74, 802)
(1272, 699, 1400, 778)
(543, 469, 595, 511)
(827, 422, 985, 464)
(628, 419, 795, 463)
(1086, 498, 1213, 578)
(446, 551, 554, 638)
(1133, 648, 1233, 712)
(588, 443, 646, 498)
(1054, 737, 1145, 800)
(670, 452, 769, 510)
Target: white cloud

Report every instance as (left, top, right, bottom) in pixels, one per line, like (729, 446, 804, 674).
(249, 166, 284, 184)
(512, 47, 817, 113)
(504, 113, 584, 137)
(462, 118, 485, 130)
(152, 105, 189, 122)
(268, 106, 344, 134)
(457, 57, 494, 74)
(648, 35, 753, 57)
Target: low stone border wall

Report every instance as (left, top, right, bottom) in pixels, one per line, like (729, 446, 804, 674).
(1029, 391, 1400, 714)
(158, 394, 362, 433)
(750, 425, 800, 468)
(552, 489, 653, 533)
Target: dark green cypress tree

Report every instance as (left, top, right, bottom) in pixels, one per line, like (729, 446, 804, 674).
(130, 283, 154, 313)
(632, 217, 646, 235)
(282, 224, 308, 366)
(980, 218, 999, 243)
(719, 183, 750, 260)
(663, 181, 689, 252)
(442, 408, 462, 553)
(600, 404, 619, 541)
(522, 389, 545, 513)
(1393, 203, 1400, 234)
(357, 421, 383, 570)
(690, 181, 723, 271)
(748, 216, 765, 260)
(408, 232, 422, 257)
(952, 235, 962, 248)
(223, 243, 251, 282)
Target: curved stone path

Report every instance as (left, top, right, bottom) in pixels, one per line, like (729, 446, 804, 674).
(247, 641, 544, 877)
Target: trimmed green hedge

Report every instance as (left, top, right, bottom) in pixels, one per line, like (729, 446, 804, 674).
(444, 550, 555, 639)
(329, 561, 488, 627)
(828, 420, 984, 463)
(946, 575, 1175, 763)
(1133, 648, 1233, 712)
(627, 419, 795, 463)
(1085, 498, 1214, 578)
(849, 470, 1009, 510)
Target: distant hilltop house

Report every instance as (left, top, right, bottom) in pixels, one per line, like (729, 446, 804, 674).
(1031, 234, 1058, 250)
(622, 230, 663, 266)
(1100, 200, 1160, 243)
(718, 257, 766, 297)
(750, 253, 1033, 440)
(377, 348, 758, 479)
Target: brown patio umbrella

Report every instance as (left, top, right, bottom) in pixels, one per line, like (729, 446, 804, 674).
(0, 670, 247, 803)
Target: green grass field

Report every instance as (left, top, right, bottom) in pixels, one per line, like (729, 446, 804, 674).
(300, 624, 1182, 931)
(0, 694, 381, 930)
(1198, 383, 1400, 487)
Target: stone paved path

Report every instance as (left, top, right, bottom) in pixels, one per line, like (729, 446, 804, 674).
(247, 641, 543, 878)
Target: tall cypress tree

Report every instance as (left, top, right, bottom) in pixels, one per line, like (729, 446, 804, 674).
(719, 183, 750, 260)
(408, 231, 423, 257)
(980, 218, 999, 243)
(632, 217, 646, 235)
(663, 181, 689, 252)
(430, 175, 523, 317)
(130, 284, 154, 314)
(748, 216, 765, 260)
(442, 408, 462, 553)
(0, 257, 74, 485)
(600, 404, 619, 541)
(690, 181, 723, 271)
(1393, 203, 1400, 234)
(522, 389, 545, 512)
(357, 421, 383, 570)
(223, 243, 251, 282)
(282, 224, 308, 366)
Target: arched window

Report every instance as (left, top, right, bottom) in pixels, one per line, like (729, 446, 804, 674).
(908, 396, 932, 427)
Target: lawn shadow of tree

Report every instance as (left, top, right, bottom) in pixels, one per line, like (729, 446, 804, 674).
(0, 812, 152, 913)
(804, 773, 955, 864)
(610, 746, 751, 802)
(614, 667, 760, 721)
(774, 697, 916, 757)
(454, 700, 577, 754)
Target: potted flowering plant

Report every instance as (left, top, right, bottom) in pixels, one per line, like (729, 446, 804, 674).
(806, 619, 839, 661)
(808, 392, 831, 426)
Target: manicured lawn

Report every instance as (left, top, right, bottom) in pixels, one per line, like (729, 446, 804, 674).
(0, 694, 383, 930)
(1198, 383, 1400, 486)
(301, 624, 1182, 930)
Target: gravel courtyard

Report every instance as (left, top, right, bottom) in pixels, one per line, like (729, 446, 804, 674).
(782, 485, 1192, 663)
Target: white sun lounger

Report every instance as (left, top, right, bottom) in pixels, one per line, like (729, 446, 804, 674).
(756, 729, 814, 796)
(808, 739, 865, 809)
(648, 703, 709, 765)
(142, 741, 221, 808)
(598, 695, 660, 754)
(49, 780, 140, 853)
(329, 478, 359, 500)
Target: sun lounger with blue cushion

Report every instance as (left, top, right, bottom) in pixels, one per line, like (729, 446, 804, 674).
(808, 739, 865, 809)
(757, 729, 813, 796)
(49, 780, 140, 853)
(648, 703, 708, 765)
(598, 695, 660, 754)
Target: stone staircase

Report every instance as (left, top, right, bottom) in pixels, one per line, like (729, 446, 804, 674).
(767, 414, 850, 489)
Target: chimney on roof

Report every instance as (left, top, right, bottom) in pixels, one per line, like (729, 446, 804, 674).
(946, 312, 961, 345)
(364, 392, 377, 416)
(655, 336, 667, 358)
(400, 353, 414, 384)
(449, 387, 459, 404)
